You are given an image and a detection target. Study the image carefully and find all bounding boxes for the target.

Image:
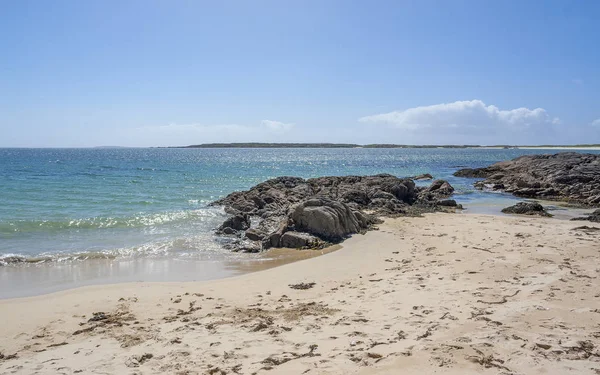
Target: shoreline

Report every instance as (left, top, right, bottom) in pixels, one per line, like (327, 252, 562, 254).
(1, 201, 596, 300)
(1, 213, 599, 374)
(0, 245, 341, 300)
(1, 202, 596, 300)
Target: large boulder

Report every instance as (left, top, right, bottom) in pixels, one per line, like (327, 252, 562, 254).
(454, 153, 600, 206)
(290, 198, 368, 241)
(501, 202, 552, 217)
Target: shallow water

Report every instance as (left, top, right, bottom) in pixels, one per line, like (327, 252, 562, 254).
(1, 147, 598, 297)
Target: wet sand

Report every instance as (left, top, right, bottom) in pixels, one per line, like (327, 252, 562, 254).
(0, 246, 341, 299)
(1, 213, 599, 374)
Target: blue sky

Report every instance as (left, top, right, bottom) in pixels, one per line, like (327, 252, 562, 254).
(1, 0, 599, 147)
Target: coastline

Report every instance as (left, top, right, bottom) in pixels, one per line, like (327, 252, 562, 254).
(2, 213, 599, 374)
(0, 245, 341, 300)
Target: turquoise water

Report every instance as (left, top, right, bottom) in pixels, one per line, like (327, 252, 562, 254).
(1, 147, 599, 265)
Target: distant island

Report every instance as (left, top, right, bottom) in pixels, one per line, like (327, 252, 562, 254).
(172, 143, 600, 149)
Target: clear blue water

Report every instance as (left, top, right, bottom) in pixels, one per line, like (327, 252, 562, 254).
(1, 147, 599, 265)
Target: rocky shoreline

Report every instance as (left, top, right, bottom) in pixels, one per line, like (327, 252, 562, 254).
(454, 152, 600, 207)
(210, 174, 459, 252)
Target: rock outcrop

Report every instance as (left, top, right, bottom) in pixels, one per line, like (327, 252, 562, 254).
(501, 202, 552, 217)
(571, 209, 600, 223)
(454, 153, 600, 206)
(211, 174, 457, 251)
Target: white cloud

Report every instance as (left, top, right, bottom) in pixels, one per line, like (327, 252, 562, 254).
(359, 100, 560, 133)
(591, 118, 600, 127)
(261, 120, 294, 132)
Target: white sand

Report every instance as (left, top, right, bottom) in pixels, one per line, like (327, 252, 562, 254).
(1, 213, 599, 374)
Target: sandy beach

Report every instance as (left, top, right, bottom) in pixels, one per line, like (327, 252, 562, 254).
(1, 213, 599, 374)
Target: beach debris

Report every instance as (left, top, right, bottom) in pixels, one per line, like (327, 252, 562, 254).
(466, 348, 511, 371)
(572, 225, 600, 231)
(125, 353, 153, 368)
(88, 312, 108, 322)
(176, 301, 201, 317)
(289, 282, 316, 290)
(207, 367, 226, 375)
(207, 366, 227, 375)
(250, 317, 274, 332)
(477, 290, 520, 305)
(47, 342, 68, 348)
(416, 326, 436, 340)
(0, 352, 18, 361)
(472, 246, 494, 253)
(515, 232, 531, 238)
(74, 307, 136, 335)
(260, 344, 320, 369)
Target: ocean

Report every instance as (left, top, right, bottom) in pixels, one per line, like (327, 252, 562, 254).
(1, 147, 598, 297)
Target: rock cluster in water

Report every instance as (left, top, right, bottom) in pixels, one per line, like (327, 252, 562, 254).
(454, 152, 600, 206)
(211, 174, 458, 252)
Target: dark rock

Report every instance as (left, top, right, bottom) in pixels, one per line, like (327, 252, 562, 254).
(369, 190, 396, 200)
(453, 168, 493, 178)
(289, 282, 316, 290)
(262, 219, 290, 249)
(412, 173, 434, 180)
(225, 239, 262, 253)
(221, 227, 237, 235)
(280, 231, 322, 248)
(218, 214, 250, 232)
(571, 209, 600, 223)
(437, 199, 458, 207)
(245, 228, 265, 241)
(342, 190, 370, 205)
(212, 174, 457, 251)
(501, 202, 552, 217)
(454, 153, 600, 206)
(417, 179, 455, 203)
(428, 180, 454, 196)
